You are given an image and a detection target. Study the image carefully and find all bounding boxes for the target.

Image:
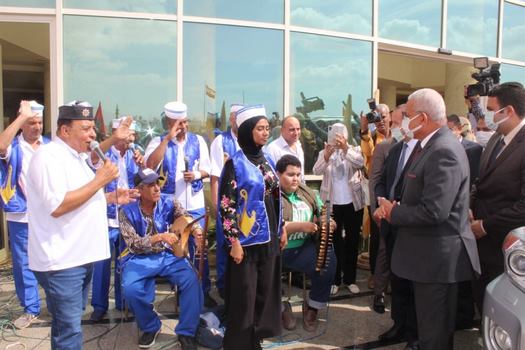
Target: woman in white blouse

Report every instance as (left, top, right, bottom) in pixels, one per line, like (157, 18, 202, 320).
(313, 123, 365, 296)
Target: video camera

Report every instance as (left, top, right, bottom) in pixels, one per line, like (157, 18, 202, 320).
(466, 57, 500, 97)
(365, 98, 382, 123)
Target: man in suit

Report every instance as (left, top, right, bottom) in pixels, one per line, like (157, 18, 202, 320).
(447, 114, 483, 189)
(471, 82, 525, 313)
(377, 88, 480, 350)
(373, 106, 419, 349)
(369, 104, 405, 313)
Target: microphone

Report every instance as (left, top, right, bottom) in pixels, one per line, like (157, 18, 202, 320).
(89, 140, 106, 161)
(184, 156, 189, 172)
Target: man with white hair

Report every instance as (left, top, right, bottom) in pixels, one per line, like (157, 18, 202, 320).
(377, 88, 480, 350)
(209, 103, 244, 298)
(145, 101, 215, 307)
(0, 100, 49, 329)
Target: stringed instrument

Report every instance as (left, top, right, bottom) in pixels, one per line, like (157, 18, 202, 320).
(170, 214, 205, 258)
(315, 200, 334, 274)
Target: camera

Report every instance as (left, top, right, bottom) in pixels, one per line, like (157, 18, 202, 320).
(466, 57, 500, 97)
(365, 98, 382, 123)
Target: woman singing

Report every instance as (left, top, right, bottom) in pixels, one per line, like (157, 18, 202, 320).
(218, 104, 286, 350)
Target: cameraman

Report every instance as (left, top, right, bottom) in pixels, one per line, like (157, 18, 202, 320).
(359, 103, 391, 290)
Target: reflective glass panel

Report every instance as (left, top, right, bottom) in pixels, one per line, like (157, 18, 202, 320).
(290, 0, 372, 35)
(183, 23, 283, 141)
(501, 64, 525, 86)
(63, 0, 176, 13)
(291, 32, 372, 172)
(502, 2, 525, 62)
(447, 0, 497, 56)
(0, 0, 54, 7)
(379, 0, 441, 47)
(185, 0, 283, 23)
(63, 16, 177, 149)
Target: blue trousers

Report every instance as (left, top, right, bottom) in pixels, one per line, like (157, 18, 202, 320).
(187, 208, 211, 294)
(91, 227, 122, 312)
(282, 239, 336, 308)
(8, 221, 40, 315)
(122, 251, 202, 336)
(34, 264, 93, 350)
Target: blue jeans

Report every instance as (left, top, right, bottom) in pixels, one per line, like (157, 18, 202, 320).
(92, 227, 123, 312)
(34, 264, 93, 350)
(122, 251, 202, 336)
(8, 221, 41, 315)
(282, 239, 336, 308)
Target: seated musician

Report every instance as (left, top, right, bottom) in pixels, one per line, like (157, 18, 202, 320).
(276, 155, 337, 332)
(119, 168, 203, 350)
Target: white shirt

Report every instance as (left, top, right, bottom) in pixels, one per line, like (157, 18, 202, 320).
(0, 134, 43, 223)
(402, 139, 419, 169)
(264, 135, 305, 177)
(209, 131, 239, 178)
(27, 137, 110, 271)
(502, 118, 525, 153)
(145, 133, 211, 210)
(420, 128, 441, 148)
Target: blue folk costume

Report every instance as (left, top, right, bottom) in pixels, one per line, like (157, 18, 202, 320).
(91, 147, 140, 314)
(119, 195, 203, 337)
(157, 131, 212, 295)
(217, 106, 283, 349)
(0, 135, 50, 316)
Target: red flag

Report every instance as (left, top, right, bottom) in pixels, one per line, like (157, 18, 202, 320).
(94, 102, 107, 140)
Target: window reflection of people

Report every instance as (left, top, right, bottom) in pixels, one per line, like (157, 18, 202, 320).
(27, 101, 119, 349)
(218, 105, 287, 350)
(313, 123, 364, 296)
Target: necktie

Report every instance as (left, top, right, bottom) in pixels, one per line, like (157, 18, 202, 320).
(488, 138, 505, 165)
(389, 142, 408, 200)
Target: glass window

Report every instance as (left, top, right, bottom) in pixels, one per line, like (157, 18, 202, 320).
(63, 0, 176, 14)
(185, 0, 283, 23)
(0, 0, 54, 7)
(63, 16, 177, 149)
(379, 0, 441, 47)
(291, 32, 372, 173)
(502, 2, 525, 62)
(501, 64, 525, 86)
(447, 0, 497, 56)
(183, 23, 283, 143)
(291, 0, 372, 36)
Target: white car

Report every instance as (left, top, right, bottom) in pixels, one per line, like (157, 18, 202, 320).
(483, 227, 525, 350)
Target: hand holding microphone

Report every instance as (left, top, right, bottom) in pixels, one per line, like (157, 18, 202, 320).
(129, 143, 145, 168)
(182, 156, 197, 182)
(90, 140, 119, 187)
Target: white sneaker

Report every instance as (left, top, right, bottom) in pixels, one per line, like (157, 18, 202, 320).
(330, 285, 339, 295)
(348, 284, 360, 294)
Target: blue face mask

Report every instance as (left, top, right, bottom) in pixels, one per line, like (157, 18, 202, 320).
(484, 107, 508, 131)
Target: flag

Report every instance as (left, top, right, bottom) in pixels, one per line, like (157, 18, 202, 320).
(94, 102, 107, 140)
(205, 84, 216, 99)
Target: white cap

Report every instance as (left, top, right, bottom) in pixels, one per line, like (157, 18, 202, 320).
(112, 117, 136, 131)
(164, 101, 187, 120)
(236, 104, 267, 128)
(29, 101, 44, 117)
(230, 103, 246, 114)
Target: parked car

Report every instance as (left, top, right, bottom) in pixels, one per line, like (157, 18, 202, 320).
(483, 226, 525, 350)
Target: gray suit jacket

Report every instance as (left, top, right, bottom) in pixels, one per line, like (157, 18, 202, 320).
(390, 127, 481, 283)
(369, 138, 396, 214)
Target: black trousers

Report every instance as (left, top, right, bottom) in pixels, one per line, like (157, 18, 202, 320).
(413, 281, 458, 350)
(332, 203, 364, 286)
(369, 212, 380, 274)
(223, 250, 282, 350)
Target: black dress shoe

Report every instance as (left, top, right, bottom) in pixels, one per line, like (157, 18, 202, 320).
(378, 324, 406, 342)
(179, 335, 198, 350)
(404, 340, 420, 350)
(372, 294, 385, 314)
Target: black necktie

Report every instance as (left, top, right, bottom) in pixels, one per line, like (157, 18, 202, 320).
(389, 143, 408, 200)
(488, 138, 505, 165)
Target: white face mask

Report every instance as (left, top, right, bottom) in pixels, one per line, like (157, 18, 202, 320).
(391, 127, 404, 141)
(401, 113, 422, 139)
(475, 130, 494, 148)
(484, 107, 508, 131)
